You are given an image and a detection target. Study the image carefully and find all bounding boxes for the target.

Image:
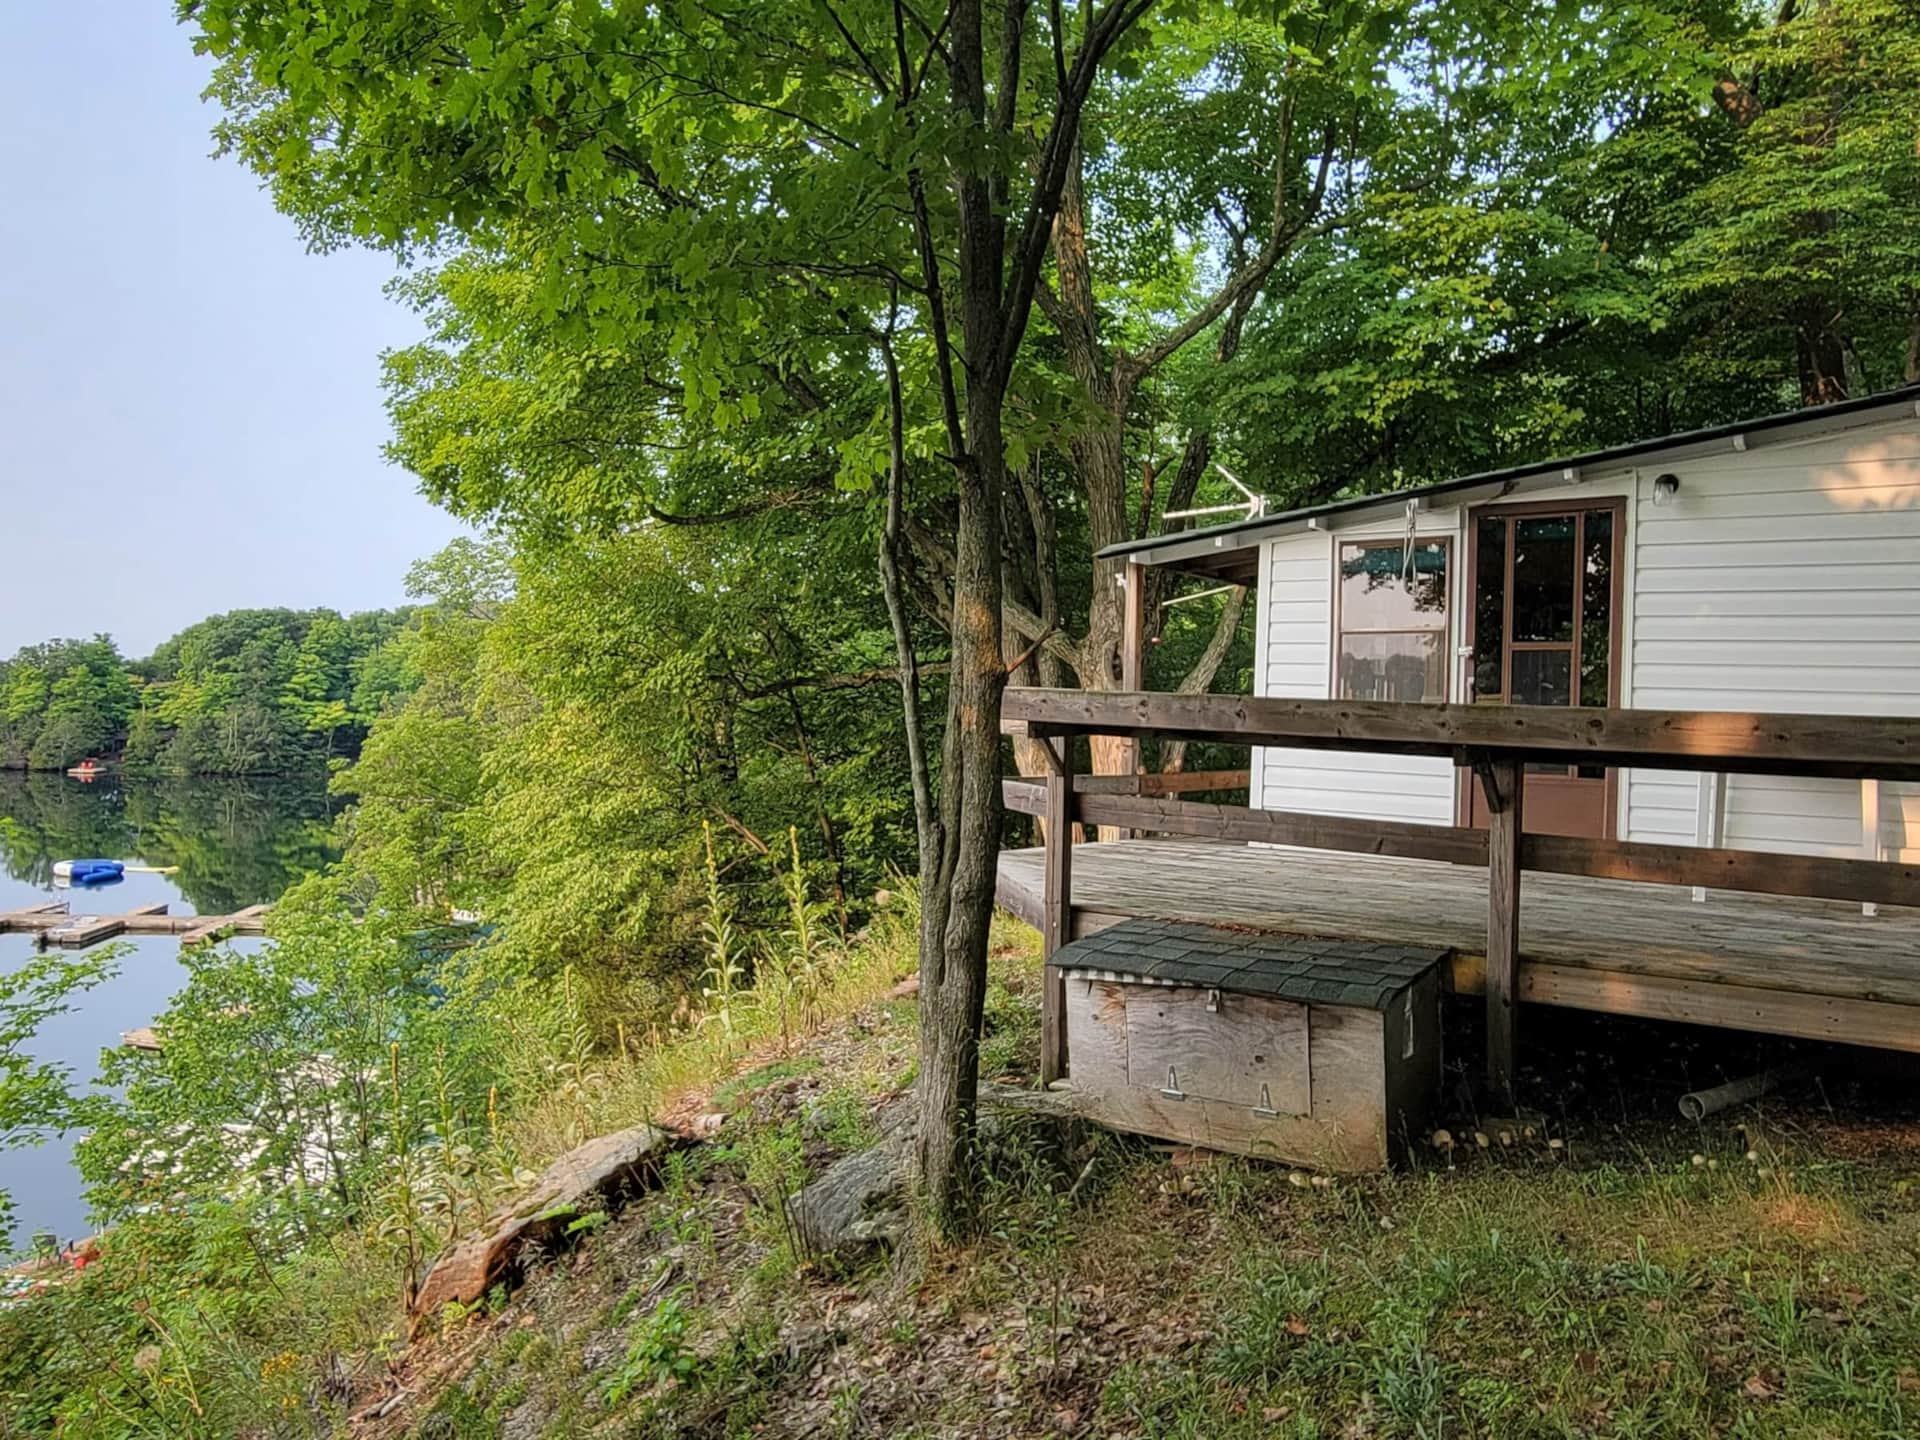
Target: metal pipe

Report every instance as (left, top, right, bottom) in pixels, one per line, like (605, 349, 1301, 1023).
(1678, 1060, 1813, 1121)
(1161, 502, 1254, 520)
(1160, 584, 1236, 608)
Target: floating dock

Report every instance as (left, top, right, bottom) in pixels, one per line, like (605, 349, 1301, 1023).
(0, 901, 270, 949)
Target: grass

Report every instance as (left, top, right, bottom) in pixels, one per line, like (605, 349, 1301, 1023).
(1095, 1157, 1920, 1438)
(395, 908, 1920, 1439)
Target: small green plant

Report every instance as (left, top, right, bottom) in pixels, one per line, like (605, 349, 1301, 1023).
(762, 826, 839, 1047)
(731, 1122, 811, 1261)
(375, 1042, 428, 1309)
(655, 1148, 718, 1252)
(697, 824, 748, 1044)
(547, 965, 606, 1144)
(564, 1208, 610, 1237)
(603, 1287, 697, 1406)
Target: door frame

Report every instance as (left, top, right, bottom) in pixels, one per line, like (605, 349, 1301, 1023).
(1454, 495, 1626, 837)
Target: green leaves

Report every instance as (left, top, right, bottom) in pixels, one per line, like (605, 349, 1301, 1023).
(0, 948, 119, 1249)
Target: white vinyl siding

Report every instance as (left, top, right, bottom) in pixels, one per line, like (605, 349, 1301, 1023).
(1254, 525, 1457, 827)
(1247, 419, 1918, 864)
(1621, 427, 1920, 862)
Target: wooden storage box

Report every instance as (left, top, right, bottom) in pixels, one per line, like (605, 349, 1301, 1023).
(1053, 918, 1444, 1172)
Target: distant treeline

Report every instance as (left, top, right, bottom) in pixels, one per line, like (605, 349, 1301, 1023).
(0, 607, 418, 776)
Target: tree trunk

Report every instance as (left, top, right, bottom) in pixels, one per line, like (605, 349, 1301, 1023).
(1073, 409, 1140, 819)
(913, 0, 1006, 1234)
(906, 0, 1151, 1235)
(1158, 584, 1249, 774)
(1050, 152, 1141, 823)
(914, 391, 1007, 1236)
(1796, 300, 1849, 406)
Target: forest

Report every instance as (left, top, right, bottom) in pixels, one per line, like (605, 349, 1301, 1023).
(2, 0, 1918, 1433)
(0, 607, 415, 776)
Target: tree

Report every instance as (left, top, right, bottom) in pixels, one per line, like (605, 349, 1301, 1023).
(1014, 4, 1397, 764)
(1677, 0, 1920, 402)
(0, 637, 136, 770)
(83, 913, 413, 1226)
(187, 0, 1161, 1231)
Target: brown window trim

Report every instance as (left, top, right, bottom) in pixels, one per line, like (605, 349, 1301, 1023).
(1331, 534, 1454, 704)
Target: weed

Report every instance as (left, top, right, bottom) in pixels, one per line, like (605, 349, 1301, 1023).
(729, 1122, 811, 1262)
(697, 824, 749, 1046)
(603, 1287, 697, 1407)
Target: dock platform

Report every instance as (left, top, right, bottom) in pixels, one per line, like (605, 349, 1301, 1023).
(0, 901, 271, 949)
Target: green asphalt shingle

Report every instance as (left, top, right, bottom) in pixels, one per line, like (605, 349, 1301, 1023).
(1054, 917, 1446, 1011)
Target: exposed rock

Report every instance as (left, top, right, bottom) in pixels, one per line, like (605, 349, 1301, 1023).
(411, 1121, 680, 1325)
(788, 1132, 912, 1262)
(786, 1084, 1078, 1263)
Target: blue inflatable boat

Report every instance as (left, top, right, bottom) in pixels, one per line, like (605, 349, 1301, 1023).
(52, 859, 125, 885)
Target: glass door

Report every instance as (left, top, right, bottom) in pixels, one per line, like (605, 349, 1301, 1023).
(1465, 502, 1622, 838)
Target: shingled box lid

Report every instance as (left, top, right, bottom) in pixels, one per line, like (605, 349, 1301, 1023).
(1051, 917, 1447, 1171)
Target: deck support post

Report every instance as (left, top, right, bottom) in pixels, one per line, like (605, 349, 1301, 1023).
(1041, 736, 1076, 1084)
(1861, 779, 1882, 918)
(1479, 754, 1524, 1108)
(1117, 562, 1146, 784)
(1692, 772, 1727, 902)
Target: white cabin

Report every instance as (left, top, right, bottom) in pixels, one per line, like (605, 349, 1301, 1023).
(1105, 387, 1920, 866)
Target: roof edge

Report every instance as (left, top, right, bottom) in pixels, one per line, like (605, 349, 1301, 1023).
(1099, 383, 1920, 566)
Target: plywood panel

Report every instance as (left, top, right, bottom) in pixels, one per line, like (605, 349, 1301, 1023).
(1063, 976, 1392, 1171)
(1124, 986, 1310, 1115)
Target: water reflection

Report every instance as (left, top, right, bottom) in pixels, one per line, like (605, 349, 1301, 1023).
(0, 772, 339, 914)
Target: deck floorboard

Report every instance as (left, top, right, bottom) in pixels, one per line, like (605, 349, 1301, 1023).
(997, 840, 1920, 1015)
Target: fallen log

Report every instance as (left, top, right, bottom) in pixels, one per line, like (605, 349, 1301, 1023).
(410, 1121, 681, 1325)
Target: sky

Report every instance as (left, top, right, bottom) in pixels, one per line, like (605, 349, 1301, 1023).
(0, 7, 471, 660)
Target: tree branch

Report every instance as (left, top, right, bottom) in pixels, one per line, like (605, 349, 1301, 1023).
(875, 314, 941, 863)
(994, 0, 1157, 388)
(1124, 123, 1342, 383)
(1159, 585, 1248, 773)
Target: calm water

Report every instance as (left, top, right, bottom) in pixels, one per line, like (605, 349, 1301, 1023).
(0, 771, 339, 1252)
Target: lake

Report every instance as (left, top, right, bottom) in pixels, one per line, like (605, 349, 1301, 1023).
(0, 771, 339, 1253)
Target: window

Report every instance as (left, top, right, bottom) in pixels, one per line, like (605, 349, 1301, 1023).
(1336, 539, 1450, 702)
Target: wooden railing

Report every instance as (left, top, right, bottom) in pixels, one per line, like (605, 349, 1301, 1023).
(1000, 687, 1920, 1104)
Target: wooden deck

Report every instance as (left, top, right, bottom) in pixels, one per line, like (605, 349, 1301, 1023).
(997, 840, 1920, 1053)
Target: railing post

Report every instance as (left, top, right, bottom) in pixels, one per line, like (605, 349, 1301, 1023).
(1861, 779, 1881, 918)
(1118, 561, 1145, 767)
(1117, 562, 1147, 839)
(1041, 736, 1075, 1084)
(1480, 754, 1524, 1108)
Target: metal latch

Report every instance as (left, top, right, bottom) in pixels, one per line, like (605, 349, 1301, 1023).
(1160, 1066, 1186, 1101)
(1206, 988, 1221, 1013)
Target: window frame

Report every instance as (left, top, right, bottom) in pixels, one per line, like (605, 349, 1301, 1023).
(1330, 535, 1453, 705)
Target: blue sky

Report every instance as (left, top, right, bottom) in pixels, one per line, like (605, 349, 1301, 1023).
(0, 7, 470, 660)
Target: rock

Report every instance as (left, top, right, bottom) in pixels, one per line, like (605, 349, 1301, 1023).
(787, 1135, 911, 1262)
(410, 1121, 679, 1325)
